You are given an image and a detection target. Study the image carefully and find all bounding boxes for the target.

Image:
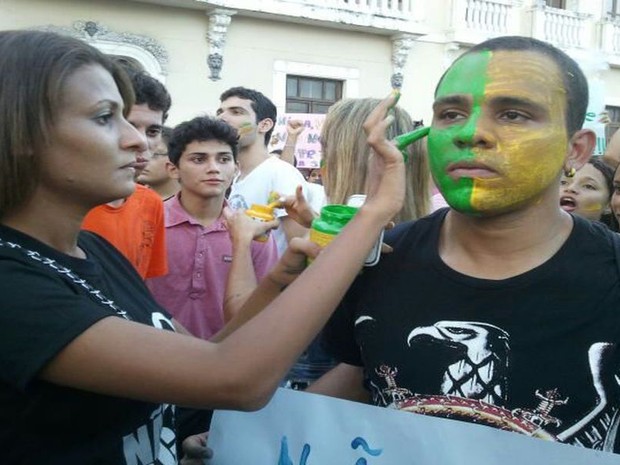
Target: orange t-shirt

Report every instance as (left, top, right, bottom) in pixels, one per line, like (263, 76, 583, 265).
(82, 185, 168, 279)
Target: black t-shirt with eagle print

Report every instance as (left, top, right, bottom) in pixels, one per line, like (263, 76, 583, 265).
(324, 209, 620, 453)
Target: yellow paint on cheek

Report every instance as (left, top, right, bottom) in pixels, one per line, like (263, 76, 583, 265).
(467, 51, 568, 212)
(582, 203, 604, 211)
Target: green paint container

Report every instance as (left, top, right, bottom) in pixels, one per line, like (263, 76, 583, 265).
(308, 205, 358, 260)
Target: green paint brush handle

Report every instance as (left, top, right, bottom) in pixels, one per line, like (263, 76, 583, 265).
(395, 126, 430, 151)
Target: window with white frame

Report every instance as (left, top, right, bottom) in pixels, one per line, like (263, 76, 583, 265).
(286, 76, 343, 114)
(546, 0, 567, 8)
(605, 105, 620, 142)
(272, 61, 359, 116)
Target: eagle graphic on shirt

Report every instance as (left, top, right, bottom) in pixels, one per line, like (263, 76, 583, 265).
(360, 319, 620, 452)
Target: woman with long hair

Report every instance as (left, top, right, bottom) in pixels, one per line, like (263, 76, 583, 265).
(0, 30, 404, 464)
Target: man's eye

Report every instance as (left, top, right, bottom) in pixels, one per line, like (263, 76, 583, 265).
(147, 129, 162, 137)
(499, 110, 528, 122)
(439, 110, 465, 121)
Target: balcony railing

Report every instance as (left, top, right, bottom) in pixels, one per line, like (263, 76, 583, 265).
(602, 16, 620, 53)
(200, 0, 428, 33)
(450, 0, 519, 44)
(202, 0, 422, 22)
(531, 5, 592, 49)
(289, 0, 414, 19)
(464, 0, 512, 34)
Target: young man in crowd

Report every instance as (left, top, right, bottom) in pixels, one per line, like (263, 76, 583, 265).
(217, 87, 307, 256)
(146, 116, 278, 340)
(82, 69, 170, 279)
(311, 37, 620, 453)
(137, 126, 180, 200)
(146, 116, 279, 454)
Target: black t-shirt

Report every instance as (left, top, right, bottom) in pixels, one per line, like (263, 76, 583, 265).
(324, 209, 620, 451)
(0, 225, 177, 464)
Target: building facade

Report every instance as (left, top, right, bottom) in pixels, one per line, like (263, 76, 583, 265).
(1, 0, 619, 145)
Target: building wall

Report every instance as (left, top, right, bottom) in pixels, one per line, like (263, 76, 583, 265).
(208, 17, 395, 116)
(1, 0, 619, 128)
(0, 0, 212, 124)
(0, 0, 425, 123)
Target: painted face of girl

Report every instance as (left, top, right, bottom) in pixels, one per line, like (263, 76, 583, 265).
(429, 50, 569, 215)
(559, 163, 610, 221)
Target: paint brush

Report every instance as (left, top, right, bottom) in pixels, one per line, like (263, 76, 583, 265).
(394, 126, 430, 162)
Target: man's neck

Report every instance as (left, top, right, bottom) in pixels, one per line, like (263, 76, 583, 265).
(178, 190, 225, 227)
(438, 195, 573, 280)
(237, 142, 270, 180)
(152, 180, 180, 200)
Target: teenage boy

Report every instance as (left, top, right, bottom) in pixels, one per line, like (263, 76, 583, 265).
(311, 36, 620, 453)
(138, 126, 180, 200)
(217, 87, 307, 256)
(83, 69, 170, 279)
(146, 116, 278, 340)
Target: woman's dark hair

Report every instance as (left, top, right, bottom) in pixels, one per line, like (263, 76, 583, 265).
(589, 157, 614, 201)
(605, 161, 620, 232)
(119, 66, 171, 122)
(168, 116, 239, 166)
(0, 30, 134, 219)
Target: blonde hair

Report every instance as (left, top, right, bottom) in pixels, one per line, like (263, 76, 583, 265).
(321, 98, 431, 223)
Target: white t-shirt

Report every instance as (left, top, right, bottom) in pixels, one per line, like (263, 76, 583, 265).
(228, 156, 307, 256)
(305, 181, 326, 216)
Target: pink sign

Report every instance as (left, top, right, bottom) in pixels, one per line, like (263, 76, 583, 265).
(269, 113, 325, 168)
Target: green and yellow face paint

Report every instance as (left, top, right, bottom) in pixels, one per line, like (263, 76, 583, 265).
(428, 50, 569, 215)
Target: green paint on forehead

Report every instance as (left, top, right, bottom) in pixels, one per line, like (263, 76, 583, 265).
(428, 51, 492, 214)
(435, 51, 491, 100)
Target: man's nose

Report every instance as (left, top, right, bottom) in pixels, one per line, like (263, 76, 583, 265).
(453, 115, 495, 150)
(205, 159, 220, 172)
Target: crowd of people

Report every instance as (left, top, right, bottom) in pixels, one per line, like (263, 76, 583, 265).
(1, 28, 620, 465)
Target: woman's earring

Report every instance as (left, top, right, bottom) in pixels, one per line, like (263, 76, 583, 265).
(565, 167, 576, 178)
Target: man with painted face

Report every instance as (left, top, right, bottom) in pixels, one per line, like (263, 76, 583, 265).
(311, 37, 620, 453)
(217, 87, 307, 257)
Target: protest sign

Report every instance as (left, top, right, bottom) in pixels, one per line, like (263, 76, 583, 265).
(209, 388, 618, 464)
(269, 114, 324, 168)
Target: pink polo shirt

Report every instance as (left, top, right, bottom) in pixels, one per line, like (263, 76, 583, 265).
(146, 194, 278, 339)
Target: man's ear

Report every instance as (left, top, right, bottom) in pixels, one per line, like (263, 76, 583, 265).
(166, 161, 180, 180)
(564, 128, 596, 172)
(257, 118, 274, 134)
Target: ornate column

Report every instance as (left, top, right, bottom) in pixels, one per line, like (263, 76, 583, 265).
(390, 33, 419, 89)
(206, 9, 236, 81)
